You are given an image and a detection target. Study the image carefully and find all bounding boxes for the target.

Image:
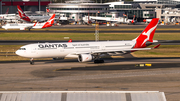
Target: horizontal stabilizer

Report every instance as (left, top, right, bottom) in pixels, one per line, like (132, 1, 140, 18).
(153, 44, 161, 49)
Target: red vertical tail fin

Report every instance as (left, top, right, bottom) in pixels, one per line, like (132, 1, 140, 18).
(17, 5, 25, 18)
(133, 18, 159, 48)
(17, 5, 31, 22)
(5, 8, 9, 14)
(68, 39, 72, 42)
(42, 14, 55, 28)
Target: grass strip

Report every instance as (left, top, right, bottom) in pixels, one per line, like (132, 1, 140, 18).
(0, 32, 180, 40)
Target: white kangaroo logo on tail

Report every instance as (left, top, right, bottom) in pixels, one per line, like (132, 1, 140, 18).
(141, 24, 158, 46)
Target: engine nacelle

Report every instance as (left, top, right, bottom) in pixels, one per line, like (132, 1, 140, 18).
(20, 28, 25, 30)
(78, 54, 93, 62)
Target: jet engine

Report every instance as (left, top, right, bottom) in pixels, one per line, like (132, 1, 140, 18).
(78, 54, 93, 62)
(20, 28, 25, 30)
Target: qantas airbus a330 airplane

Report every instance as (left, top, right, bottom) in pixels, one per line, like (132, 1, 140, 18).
(16, 18, 160, 65)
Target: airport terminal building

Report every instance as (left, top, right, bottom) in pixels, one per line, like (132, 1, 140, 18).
(1, 0, 180, 23)
(47, 0, 180, 22)
(48, 0, 109, 22)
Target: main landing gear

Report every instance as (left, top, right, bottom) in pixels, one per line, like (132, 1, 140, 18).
(93, 54, 105, 63)
(94, 59, 104, 63)
(30, 58, 34, 65)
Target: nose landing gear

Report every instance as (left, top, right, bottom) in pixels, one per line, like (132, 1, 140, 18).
(30, 58, 34, 65)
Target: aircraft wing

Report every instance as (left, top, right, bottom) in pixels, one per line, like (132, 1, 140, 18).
(72, 44, 160, 55)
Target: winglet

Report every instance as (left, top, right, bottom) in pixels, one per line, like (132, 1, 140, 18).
(153, 44, 161, 49)
(68, 39, 72, 42)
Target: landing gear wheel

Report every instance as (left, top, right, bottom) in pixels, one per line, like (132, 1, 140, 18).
(94, 60, 104, 63)
(30, 58, 34, 65)
(30, 61, 34, 65)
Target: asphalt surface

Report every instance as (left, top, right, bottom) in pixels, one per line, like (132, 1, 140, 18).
(1, 25, 180, 101)
(0, 57, 180, 101)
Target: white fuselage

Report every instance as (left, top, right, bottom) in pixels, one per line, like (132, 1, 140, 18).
(16, 41, 135, 59)
(28, 15, 50, 21)
(0, 14, 19, 22)
(2, 23, 45, 30)
(83, 16, 134, 24)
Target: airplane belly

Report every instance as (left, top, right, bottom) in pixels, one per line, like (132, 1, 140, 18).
(33, 49, 67, 58)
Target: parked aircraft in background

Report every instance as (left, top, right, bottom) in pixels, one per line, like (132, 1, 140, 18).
(17, 5, 51, 22)
(16, 18, 160, 65)
(2, 14, 55, 30)
(143, 19, 153, 23)
(0, 8, 20, 23)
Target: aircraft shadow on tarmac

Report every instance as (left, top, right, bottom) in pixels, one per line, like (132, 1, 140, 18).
(59, 63, 180, 71)
(31, 58, 180, 78)
(43, 57, 180, 71)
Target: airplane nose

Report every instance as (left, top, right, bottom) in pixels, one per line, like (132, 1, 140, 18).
(15, 50, 20, 56)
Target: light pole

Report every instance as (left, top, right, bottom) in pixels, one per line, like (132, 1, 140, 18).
(95, 12, 99, 41)
(38, 0, 41, 11)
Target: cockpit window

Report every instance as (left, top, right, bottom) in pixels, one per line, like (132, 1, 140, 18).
(18, 48, 26, 50)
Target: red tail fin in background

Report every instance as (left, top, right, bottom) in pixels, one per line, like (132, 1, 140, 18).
(133, 18, 159, 48)
(17, 5, 31, 22)
(68, 39, 72, 42)
(5, 8, 9, 14)
(42, 14, 55, 28)
(131, 15, 135, 24)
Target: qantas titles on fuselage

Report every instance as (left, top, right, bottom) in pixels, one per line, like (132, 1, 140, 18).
(38, 44, 68, 49)
(38, 43, 91, 49)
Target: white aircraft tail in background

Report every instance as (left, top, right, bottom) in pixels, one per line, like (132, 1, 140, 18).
(2, 14, 55, 30)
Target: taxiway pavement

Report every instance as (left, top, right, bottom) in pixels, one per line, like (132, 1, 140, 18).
(0, 58, 180, 101)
